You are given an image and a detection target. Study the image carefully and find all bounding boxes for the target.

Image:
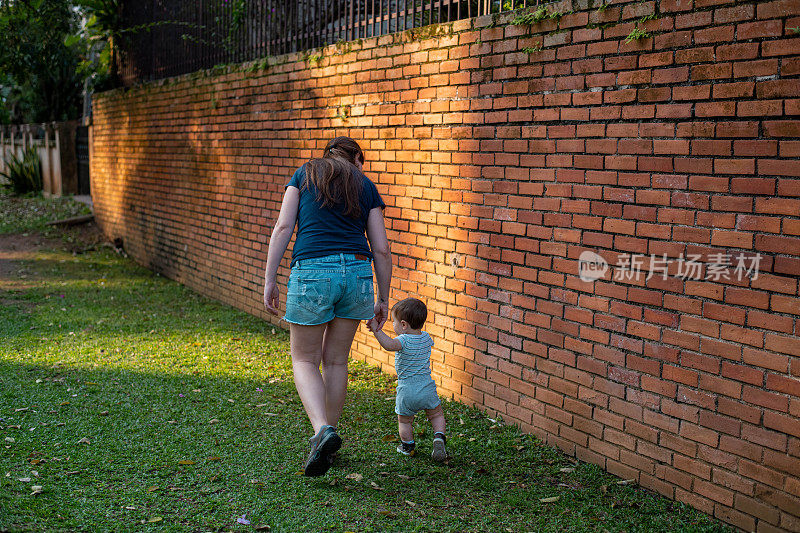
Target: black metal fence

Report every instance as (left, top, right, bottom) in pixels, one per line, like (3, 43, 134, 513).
(117, 0, 540, 85)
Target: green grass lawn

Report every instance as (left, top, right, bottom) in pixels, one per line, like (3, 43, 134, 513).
(0, 193, 731, 532)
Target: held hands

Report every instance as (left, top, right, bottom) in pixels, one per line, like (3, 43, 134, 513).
(368, 298, 389, 332)
(263, 280, 279, 315)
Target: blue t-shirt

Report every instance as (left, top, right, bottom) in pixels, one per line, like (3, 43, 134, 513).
(286, 163, 385, 266)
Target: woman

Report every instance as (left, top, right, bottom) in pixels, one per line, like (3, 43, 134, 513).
(263, 137, 392, 477)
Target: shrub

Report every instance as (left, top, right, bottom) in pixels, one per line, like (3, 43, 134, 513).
(0, 147, 43, 194)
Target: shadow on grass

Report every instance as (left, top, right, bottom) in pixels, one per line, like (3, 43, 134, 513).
(0, 232, 731, 532)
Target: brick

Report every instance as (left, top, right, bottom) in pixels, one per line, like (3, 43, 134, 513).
(733, 59, 779, 78)
(742, 424, 788, 452)
(766, 373, 800, 396)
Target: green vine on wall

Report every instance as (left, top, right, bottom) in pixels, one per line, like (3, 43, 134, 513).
(511, 5, 564, 26)
(521, 43, 543, 54)
(624, 26, 650, 42)
(335, 105, 350, 122)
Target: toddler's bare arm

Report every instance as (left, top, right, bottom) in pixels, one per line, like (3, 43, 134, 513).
(369, 325, 402, 351)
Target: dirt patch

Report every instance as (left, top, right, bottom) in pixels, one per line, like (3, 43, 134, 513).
(0, 223, 108, 292)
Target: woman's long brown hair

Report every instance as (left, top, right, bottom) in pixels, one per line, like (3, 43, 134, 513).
(304, 137, 365, 219)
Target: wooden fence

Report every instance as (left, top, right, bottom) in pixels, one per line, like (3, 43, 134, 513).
(0, 121, 83, 197)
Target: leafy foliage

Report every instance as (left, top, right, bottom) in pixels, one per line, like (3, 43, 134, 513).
(0, 0, 88, 123)
(74, 0, 122, 40)
(0, 148, 42, 195)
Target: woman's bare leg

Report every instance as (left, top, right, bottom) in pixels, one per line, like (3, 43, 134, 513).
(289, 322, 328, 434)
(320, 317, 360, 428)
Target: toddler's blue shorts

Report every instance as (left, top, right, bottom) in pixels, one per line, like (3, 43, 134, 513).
(284, 253, 375, 326)
(395, 379, 441, 417)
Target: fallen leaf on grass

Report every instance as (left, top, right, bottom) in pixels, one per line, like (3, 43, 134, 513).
(59, 401, 69, 406)
(405, 500, 417, 507)
(236, 514, 250, 525)
(145, 517, 162, 523)
(559, 467, 575, 473)
(209, 419, 220, 424)
(84, 382, 98, 386)
(125, 506, 136, 510)
(147, 486, 159, 492)
(7, 425, 21, 430)
(207, 456, 221, 462)
(264, 412, 278, 417)
(77, 437, 90, 445)
(15, 407, 29, 412)
(539, 496, 560, 503)
(65, 470, 81, 475)
(381, 434, 398, 442)
(99, 411, 109, 416)
(178, 460, 195, 465)
(30, 485, 43, 495)
(18, 477, 32, 482)
(254, 525, 271, 531)
(345, 473, 363, 482)
(370, 482, 383, 490)
(377, 508, 395, 517)
(5, 437, 15, 443)
(616, 479, 636, 485)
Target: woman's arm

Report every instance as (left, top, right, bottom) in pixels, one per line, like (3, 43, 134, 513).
(263, 186, 300, 315)
(366, 206, 392, 329)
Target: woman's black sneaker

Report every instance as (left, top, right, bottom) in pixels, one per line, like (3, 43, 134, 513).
(304, 425, 342, 477)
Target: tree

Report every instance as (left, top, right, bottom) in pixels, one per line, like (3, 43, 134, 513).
(0, 0, 106, 124)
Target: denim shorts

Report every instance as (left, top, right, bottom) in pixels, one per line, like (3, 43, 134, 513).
(284, 253, 375, 326)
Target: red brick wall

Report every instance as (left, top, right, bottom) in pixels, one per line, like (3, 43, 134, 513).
(91, 1, 800, 530)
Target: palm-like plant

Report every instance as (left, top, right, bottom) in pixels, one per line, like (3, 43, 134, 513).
(0, 147, 43, 195)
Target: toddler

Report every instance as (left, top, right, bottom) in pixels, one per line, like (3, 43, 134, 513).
(368, 297, 447, 461)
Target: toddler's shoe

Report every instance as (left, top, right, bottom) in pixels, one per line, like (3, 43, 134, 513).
(396, 439, 416, 456)
(432, 432, 447, 462)
(304, 425, 341, 477)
